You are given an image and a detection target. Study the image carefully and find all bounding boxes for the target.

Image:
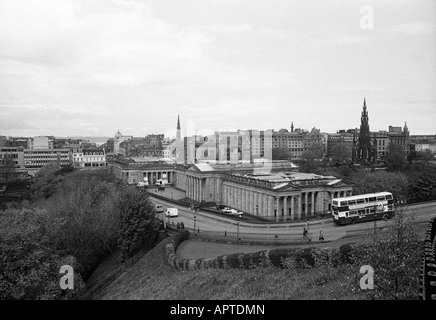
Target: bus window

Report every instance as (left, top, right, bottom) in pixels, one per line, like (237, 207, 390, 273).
(332, 200, 338, 206)
(357, 198, 365, 204)
(386, 194, 393, 200)
(368, 197, 376, 202)
(377, 196, 385, 201)
(348, 199, 356, 205)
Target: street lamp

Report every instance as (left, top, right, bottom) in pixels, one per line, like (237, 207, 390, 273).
(194, 215, 196, 233)
(306, 218, 310, 234)
(237, 216, 240, 243)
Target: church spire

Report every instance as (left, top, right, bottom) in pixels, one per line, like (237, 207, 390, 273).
(176, 114, 181, 140)
(290, 121, 294, 132)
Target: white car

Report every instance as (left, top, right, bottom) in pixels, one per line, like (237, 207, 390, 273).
(165, 208, 178, 217)
(222, 208, 238, 215)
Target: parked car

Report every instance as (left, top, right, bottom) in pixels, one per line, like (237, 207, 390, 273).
(165, 208, 178, 217)
(155, 204, 164, 213)
(222, 207, 238, 215)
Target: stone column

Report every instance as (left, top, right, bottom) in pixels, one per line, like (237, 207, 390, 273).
(250, 191, 254, 214)
(283, 196, 288, 221)
(267, 196, 272, 218)
(290, 196, 295, 220)
(304, 192, 308, 217)
(311, 192, 315, 216)
(275, 197, 280, 222)
(297, 194, 302, 220)
(259, 193, 264, 217)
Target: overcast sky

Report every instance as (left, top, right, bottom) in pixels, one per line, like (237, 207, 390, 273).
(0, 0, 435, 138)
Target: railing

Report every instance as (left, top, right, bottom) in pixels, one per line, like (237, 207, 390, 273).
(420, 217, 436, 300)
(164, 220, 318, 245)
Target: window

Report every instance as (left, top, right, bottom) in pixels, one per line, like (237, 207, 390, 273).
(386, 194, 393, 200)
(348, 199, 356, 205)
(368, 197, 376, 202)
(377, 196, 385, 201)
(357, 198, 365, 204)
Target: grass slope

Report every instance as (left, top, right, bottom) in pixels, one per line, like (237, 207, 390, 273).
(95, 237, 367, 300)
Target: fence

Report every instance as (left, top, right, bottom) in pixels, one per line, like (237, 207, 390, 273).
(164, 219, 320, 245)
(420, 217, 436, 300)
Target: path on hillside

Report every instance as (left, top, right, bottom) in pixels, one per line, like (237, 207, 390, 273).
(176, 235, 364, 260)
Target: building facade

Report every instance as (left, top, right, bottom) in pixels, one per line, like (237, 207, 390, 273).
(177, 161, 352, 221)
(23, 149, 72, 168)
(73, 148, 106, 168)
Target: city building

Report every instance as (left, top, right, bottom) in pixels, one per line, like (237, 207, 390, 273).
(6, 137, 31, 149)
(373, 130, 389, 159)
(0, 147, 25, 169)
(113, 130, 133, 154)
(0, 136, 6, 148)
(387, 123, 410, 154)
(110, 160, 176, 185)
(28, 136, 54, 149)
(326, 130, 354, 161)
(72, 148, 106, 168)
(23, 149, 72, 168)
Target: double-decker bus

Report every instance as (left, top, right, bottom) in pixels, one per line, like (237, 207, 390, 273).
(332, 191, 395, 225)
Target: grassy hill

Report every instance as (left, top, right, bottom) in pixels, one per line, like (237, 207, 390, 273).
(94, 235, 367, 300)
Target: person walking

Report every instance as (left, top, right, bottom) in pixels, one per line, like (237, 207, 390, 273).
(303, 227, 308, 239)
(180, 221, 185, 230)
(319, 229, 324, 241)
(176, 221, 180, 230)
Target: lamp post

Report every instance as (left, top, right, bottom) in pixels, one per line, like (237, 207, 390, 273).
(306, 218, 310, 234)
(194, 215, 196, 233)
(237, 216, 240, 243)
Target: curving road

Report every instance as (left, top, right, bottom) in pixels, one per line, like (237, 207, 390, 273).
(150, 195, 436, 243)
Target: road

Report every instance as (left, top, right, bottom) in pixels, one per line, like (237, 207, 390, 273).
(150, 194, 436, 243)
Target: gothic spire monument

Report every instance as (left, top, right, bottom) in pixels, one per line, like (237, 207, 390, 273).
(352, 98, 376, 163)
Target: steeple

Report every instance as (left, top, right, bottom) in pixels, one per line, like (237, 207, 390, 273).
(176, 114, 181, 140)
(404, 121, 408, 133)
(290, 121, 294, 133)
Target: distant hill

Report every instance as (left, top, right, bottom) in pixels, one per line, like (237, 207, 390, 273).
(62, 136, 112, 146)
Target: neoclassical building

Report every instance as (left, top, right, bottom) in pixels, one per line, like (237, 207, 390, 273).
(177, 161, 352, 221)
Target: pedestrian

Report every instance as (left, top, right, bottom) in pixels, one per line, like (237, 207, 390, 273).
(303, 227, 308, 239)
(319, 230, 324, 241)
(177, 221, 180, 230)
(180, 222, 184, 230)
